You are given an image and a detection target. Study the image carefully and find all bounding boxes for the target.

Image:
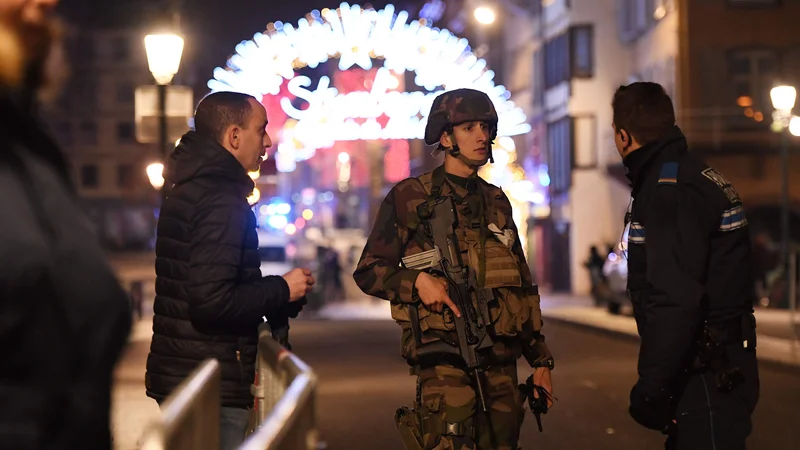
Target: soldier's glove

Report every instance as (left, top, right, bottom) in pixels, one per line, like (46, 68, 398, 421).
(629, 380, 672, 433)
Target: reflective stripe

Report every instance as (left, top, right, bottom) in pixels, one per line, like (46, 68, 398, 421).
(720, 206, 747, 231)
(629, 222, 645, 244)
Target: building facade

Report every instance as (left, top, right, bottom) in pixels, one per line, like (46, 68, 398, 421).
(525, 0, 800, 294)
(42, 26, 163, 250)
(44, 1, 203, 250)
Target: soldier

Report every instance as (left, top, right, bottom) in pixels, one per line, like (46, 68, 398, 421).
(354, 88, 554, 449)
(612, 82, 759, 449)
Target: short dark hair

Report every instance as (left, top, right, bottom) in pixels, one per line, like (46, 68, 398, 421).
(612, 82, 676, 145)
(193, 91, 255, 142)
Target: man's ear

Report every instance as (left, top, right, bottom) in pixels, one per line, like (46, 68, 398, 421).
(440, 130, 452, 149)
(618, 128, 631, 149)
(224, 125, 241, 150)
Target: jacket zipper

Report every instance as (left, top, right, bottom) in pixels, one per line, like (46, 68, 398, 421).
(236, 348, 245, 385)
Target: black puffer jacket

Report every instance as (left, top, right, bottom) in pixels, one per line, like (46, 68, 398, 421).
(145, 131, 290, 407)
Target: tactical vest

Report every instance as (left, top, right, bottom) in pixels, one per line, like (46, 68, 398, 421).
(390, 166, 541, 364)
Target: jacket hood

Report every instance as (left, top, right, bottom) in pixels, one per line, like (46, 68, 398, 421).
(165, 131, 254, 193)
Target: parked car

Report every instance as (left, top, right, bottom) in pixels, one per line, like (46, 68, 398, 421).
(257, 229, 293, 277)
(599, 226, 632, 315)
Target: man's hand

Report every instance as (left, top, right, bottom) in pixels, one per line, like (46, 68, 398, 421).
(282, 268, 315, 302)
(532, 367, 554, 409)
(414, 272, 461, 317)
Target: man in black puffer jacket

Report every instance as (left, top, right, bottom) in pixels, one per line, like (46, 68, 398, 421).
(145, 92, 314, 450)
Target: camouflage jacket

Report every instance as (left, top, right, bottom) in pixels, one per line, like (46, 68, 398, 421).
(353, 165, 552, 367)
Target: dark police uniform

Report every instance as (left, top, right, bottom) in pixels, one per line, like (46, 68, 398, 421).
(623, 126, 759, 450)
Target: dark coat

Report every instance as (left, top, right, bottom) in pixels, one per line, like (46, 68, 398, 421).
(145, 131, 291, 408)
(0, 96, 132, 449)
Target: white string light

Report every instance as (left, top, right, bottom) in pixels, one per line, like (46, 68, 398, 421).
(207, 2, 532, 171)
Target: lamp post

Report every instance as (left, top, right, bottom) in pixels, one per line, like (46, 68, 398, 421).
(144, 33, 184, 195)
(770, 84, 797, 306)
(473, 5, 497, 25)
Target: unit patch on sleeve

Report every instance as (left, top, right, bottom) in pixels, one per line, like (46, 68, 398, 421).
(701, 168, 741, 203)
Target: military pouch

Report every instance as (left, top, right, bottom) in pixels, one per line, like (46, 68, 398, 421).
(419, 393, 444, 444)
(490, 285, 539, 337)
(467, 234, 522, 289)
(395, 406, 424, 450)
(527, 287, 544, 333)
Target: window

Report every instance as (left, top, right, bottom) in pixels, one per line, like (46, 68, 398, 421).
(533, 48, 545, 104)
(633, 0, 648, 30)
(727, 48, 778, 130)
(544, 32, 570, 88)
(78, 121, 97, 145)
(111, 37, 129, 61)
(570, 25, 594, 78)
(81, 164, 98, 188)
(71, 81, 97, 109)
(54, 122, 73, 146)
(546, 117, 573, 195)
(510, 0, 542, 16)
(618, 0, 637, 41)
(117, 122, 134, 143)
(116, 81, 134, 103)
(74, 36, 94, 62)
(117, 164, 133, 188)
(618, 0, 671, 42)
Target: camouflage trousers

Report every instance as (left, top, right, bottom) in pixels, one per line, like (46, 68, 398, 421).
(416, 362, 524, 450)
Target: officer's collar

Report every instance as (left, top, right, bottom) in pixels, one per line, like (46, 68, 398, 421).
(623, 126, 686, 188)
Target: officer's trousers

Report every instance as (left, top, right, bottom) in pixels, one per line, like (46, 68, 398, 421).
(665, 344, 759, 450)
(416, 362, 524, 450)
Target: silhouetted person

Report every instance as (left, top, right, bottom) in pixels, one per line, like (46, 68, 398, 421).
(0, 0, 131, 447)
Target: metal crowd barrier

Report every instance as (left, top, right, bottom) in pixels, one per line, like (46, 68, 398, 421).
(238, 323, 318, 450)
(139, 359, 221, 450)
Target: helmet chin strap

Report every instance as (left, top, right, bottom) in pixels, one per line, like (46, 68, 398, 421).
(447, 144, 492, 168)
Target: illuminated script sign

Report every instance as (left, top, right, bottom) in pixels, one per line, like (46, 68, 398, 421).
(207, 3, 531, 166)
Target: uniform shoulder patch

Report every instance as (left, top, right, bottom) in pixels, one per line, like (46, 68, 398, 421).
(658, 162, 679, 185)
(701, 167, 741, 203)
(720, 205, 748, 232)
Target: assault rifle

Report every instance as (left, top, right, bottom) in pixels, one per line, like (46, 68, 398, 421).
(402, 195, 495, 411)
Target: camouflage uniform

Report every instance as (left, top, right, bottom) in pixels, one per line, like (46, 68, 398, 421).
(354, 89, 553, 449)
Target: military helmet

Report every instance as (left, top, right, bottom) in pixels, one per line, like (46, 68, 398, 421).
(423, 88, 499, 145)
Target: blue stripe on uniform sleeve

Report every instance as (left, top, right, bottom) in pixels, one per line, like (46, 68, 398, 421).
(658, 162, 679, 185)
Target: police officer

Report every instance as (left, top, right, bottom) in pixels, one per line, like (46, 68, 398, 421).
(612, 82, 759, 449)
(354, 88, 554, 449)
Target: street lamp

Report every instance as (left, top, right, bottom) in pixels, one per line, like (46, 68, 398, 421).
(790, 116, 800, 137)
(474, 5, 497, 25)
(146, 162, 165, 190)
(771, 84, 797, 304)
(144, 32, 184, 196)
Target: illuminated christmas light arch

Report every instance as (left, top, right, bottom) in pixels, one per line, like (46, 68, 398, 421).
(207, 2, 532, 173)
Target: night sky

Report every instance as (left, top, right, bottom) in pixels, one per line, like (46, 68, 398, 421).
(57, 0, 424, 89)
